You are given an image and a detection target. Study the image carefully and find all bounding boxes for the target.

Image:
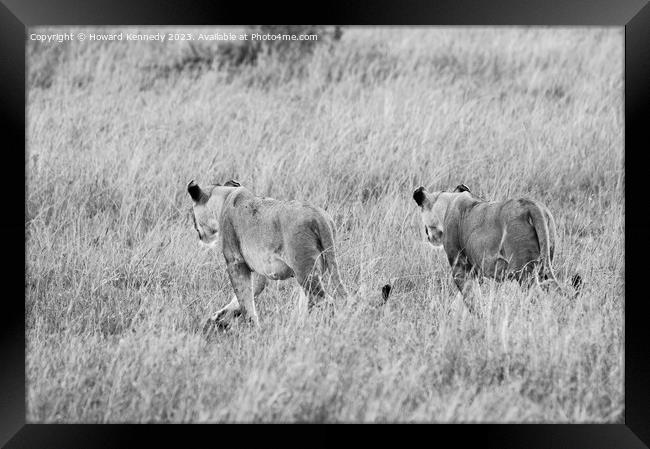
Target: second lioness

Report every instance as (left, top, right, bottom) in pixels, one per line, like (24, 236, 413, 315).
(413, 184, 561, 304)
(188, 180, 348, 331)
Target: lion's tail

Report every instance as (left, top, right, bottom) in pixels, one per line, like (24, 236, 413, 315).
(315, 217, 348, 300)
(528, 201, 561, 290)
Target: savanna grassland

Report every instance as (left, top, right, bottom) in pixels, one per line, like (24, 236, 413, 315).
(26, 27, 624, 422)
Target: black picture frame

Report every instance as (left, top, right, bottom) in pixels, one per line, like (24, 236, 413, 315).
(4, 0, 649, 447)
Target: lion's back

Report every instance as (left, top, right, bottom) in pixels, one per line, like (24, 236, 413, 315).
(457, 198, 542, 273)
(228, 194, 331, 251)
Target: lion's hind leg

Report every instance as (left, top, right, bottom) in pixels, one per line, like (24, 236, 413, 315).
(299, 271, 327, 310)
(292, 258, 330, 316)
(512, 259, 564, 297)
(285, 236, 329, 311)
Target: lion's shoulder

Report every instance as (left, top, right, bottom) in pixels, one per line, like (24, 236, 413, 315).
(446, 193, 483, 225)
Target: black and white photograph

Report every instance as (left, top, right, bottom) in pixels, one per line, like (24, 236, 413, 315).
(25, 26, 624, 423)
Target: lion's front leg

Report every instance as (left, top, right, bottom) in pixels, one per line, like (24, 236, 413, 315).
(450, 253, 471, 292)
(450, 256, 480, 315)
(227, 262, 260, 328)
(203, 295, 242, 335)
(203, 272, 267, 335)
(252, 272, 267, 298)
(456, 279, 481, 316)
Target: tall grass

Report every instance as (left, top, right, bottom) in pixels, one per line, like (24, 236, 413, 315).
(26, 27, 623, 422)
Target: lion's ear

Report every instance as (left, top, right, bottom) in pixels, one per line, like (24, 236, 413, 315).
(413, 186, 427, 207)
(224, 179, 241, 187)
(187, 180, 209, 203)
(381, 284, 392, 301)
(454, 184, 471, 193)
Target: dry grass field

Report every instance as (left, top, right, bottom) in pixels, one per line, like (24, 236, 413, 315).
(25, 27, 624, 422)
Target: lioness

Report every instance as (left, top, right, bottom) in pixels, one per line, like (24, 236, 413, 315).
(412, 183, 562, 309)
(187, 179, 348, 331)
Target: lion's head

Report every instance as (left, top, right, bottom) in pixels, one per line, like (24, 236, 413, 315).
(413, 184, 471, 248)
(187, 179, 241, 247)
